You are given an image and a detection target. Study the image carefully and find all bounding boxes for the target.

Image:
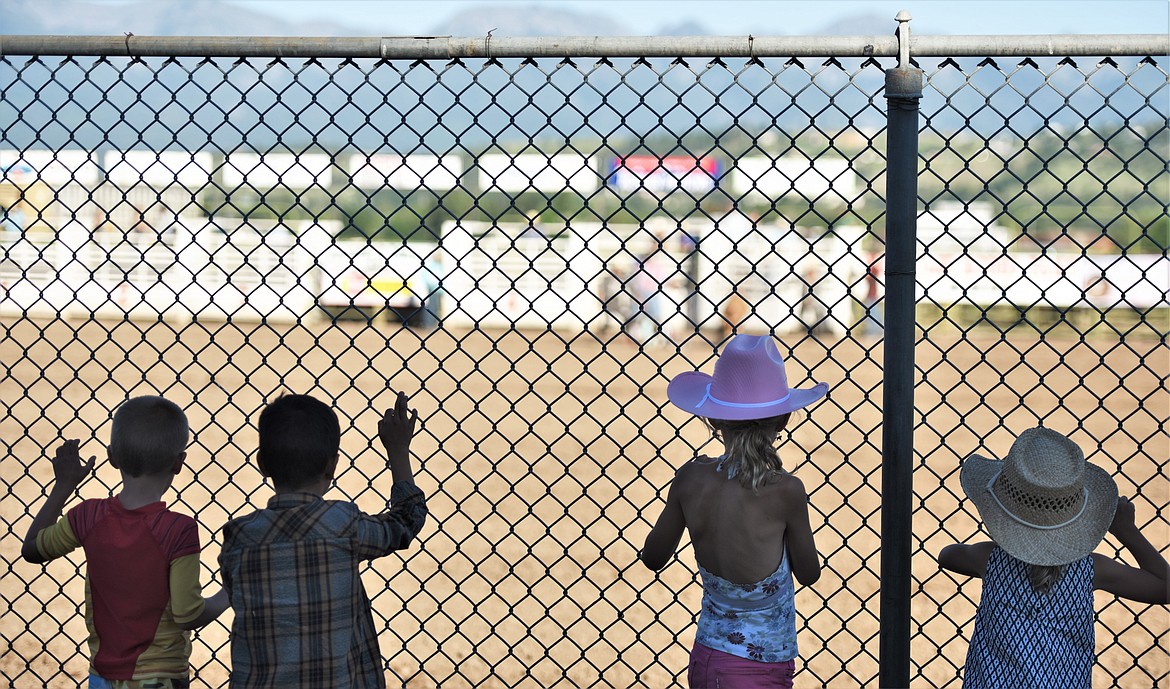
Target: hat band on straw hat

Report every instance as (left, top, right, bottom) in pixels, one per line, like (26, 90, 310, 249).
(987, 473, 1089, 531)
(694, 383, 791, 411)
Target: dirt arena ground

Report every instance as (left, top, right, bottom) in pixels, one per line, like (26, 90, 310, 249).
(1, 316, 1166, 688)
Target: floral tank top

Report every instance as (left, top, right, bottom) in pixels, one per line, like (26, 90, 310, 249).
(694, 550, 798, 663)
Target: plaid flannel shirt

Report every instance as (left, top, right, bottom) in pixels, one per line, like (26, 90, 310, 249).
(219, 482, 427, 689)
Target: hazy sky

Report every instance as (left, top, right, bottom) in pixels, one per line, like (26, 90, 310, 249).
(220, 0, 1170, 36)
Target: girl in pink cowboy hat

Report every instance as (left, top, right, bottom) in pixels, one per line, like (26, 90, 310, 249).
(938, 427, 1169, 688)
(641, 334, 828, 689)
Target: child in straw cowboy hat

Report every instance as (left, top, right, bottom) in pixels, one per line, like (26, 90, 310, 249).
(641, 334, 827, 689)
(939, 427, 1169, 688)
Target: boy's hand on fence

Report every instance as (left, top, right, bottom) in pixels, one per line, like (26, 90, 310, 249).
(51, 439, 96, 492)
(22, 439, 95, 563)
(378, 391, 418, 484)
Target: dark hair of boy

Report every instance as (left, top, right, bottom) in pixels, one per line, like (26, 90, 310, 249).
(109, 396, 189, 477)
(257, 394, 342, 490)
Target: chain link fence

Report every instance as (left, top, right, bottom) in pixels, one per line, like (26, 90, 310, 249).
(1, 27, 1167, 689)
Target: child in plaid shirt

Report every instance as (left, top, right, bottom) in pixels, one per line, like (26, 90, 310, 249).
(218, 391, 428, 689)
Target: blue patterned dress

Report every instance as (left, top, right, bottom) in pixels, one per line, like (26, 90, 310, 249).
(694, 551, 798, 663)
(963, 547, 1095, 688)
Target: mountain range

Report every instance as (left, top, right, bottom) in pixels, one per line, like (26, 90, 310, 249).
(0, 1, 1162, 157)
(2, 0, 895, 38)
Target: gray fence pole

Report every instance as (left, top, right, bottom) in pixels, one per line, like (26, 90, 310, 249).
(880, 10, 923, 689)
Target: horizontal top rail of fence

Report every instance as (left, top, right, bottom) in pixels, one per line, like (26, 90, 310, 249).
(1, 32, 1168, 59)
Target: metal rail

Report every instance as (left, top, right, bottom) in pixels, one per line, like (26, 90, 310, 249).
(1, 33, 1167, 58)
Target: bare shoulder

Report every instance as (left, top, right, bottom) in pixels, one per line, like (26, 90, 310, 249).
(676, 455, 718, 480)
(750, 471, 808, 519)
(938, 540, 996, 578)
(664, 457, 703, 495)
(1091, 552, 1126, 587)
(766, 470, 808, 500)
(775, 470, 807, 493)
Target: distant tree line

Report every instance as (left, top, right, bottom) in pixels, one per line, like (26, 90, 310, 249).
(195, 123, 1167, 252)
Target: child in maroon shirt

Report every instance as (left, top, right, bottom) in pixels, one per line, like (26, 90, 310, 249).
(22, 396, 227, 688)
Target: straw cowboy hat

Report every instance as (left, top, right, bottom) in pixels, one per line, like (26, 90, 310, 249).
(960, 427, 1118, 567)
(667, 334, 828, 421)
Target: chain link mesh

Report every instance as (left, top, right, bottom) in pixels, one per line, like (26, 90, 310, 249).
(1, 47, 1166, 688)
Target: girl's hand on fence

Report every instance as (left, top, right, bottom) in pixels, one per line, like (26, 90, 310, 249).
(51, 439, 96, 492)
(1109, 496, 1136, 536)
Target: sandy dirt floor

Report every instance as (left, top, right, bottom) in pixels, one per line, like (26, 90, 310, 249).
(2, 316, 1166, 688)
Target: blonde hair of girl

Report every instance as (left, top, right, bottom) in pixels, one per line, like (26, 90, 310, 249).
(706, 413, 792, 491)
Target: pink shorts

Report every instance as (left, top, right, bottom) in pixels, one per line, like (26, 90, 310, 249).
(688, 643, 795, 689)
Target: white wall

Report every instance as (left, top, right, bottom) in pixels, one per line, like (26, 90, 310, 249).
(476, 153, 599, 193)
(222, 152, 333, 189)
(348, 154, 462, 191)
(1, 149, 101, 187)
(728, 156, 858, 203)
(103, 150, 214, 189)
(0, 218, 338, 323)
(1, 216, 1161, 328)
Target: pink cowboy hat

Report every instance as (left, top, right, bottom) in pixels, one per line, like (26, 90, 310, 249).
(667, 335, 828, 420)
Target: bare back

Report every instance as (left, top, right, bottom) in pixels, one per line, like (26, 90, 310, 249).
(674, 456, 815, 585)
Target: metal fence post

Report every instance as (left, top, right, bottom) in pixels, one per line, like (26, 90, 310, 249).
(880, 10, 923, 689)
